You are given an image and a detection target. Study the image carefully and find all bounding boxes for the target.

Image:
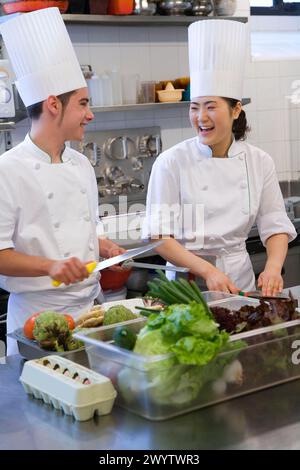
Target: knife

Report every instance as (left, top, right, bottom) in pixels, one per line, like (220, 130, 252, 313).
(122, 261, 189, 273)
(238, 290, 290, 300)
(52, 240, 163, 287)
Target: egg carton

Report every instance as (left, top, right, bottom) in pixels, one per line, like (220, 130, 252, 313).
(20, 355, 117, 421)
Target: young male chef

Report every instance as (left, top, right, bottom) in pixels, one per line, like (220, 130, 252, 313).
(0, 8, 125, 354)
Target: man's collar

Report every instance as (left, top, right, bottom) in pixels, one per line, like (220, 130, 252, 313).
(24, 133, 70, 163)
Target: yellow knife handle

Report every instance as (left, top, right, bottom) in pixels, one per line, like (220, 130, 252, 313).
(52, 261, 97, 287)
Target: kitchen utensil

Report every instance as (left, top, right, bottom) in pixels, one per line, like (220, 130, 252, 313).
(239, 290, 290, 300)
(158, 0, 192, 15)
(134, 0, 156, 14)
(52, 241, 163, 287)
(213, 0, 237, 16)
(190, 0, 213, 16)
(123, 261, 189, 272)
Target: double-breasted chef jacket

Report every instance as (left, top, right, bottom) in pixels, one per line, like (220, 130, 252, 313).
(142, 137, 296, 291)
(0, 134, 102, 353)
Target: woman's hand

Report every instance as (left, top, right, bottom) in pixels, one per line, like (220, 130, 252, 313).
(204, 265, 240, 294)
(257, 267, 283, 297)
(99, 238, 127, 272)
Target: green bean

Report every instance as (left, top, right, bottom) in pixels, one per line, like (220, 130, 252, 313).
(176, 279, 200, 302)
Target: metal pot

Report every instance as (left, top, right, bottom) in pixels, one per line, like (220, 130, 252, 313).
(214, 0, 237, 16)
(158, 1, 192, 15)
(134, 0, 157, 15)
(190, 0, 213, 16)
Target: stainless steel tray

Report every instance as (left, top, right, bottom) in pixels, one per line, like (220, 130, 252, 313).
(8, 329, 90, 367)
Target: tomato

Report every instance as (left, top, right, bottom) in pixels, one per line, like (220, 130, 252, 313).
(23, 312, 75, 339)
(63, 314, 75, 330)
(23, 313, 41, 340)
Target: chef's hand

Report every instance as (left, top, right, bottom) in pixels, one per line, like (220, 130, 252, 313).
(48, 258, 89, 286)
(99, 237, 127, 272)
(204, 266, 240, 294)
(257, 268, 283, 297)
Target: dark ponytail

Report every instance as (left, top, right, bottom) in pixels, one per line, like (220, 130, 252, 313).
(223, 98, 250, 141)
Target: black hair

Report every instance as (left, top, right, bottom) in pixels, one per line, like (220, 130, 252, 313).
(26, 90, 76, 121)
(223, 97, 250, 141)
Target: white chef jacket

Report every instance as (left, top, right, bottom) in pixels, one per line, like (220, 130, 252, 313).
(0, 134, 102, 354)
(143, 137, 296, 290)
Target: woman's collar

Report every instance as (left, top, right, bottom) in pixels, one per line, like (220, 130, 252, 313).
(196, 137, 244, 159)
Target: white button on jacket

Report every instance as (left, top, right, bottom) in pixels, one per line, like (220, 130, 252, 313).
(143, 137, 296, 291)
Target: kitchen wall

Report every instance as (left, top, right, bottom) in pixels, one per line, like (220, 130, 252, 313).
(6, 0, 300, 183)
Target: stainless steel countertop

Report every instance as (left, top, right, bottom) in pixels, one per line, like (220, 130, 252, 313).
(2, 355, 300, 450)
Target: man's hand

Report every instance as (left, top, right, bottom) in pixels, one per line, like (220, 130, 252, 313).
(48, 257, 89, 286)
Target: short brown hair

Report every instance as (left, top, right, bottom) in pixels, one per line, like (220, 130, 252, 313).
(26, 90, 76, 121)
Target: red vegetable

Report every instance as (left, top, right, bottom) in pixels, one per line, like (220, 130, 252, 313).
(63, 314, 75, 331)
(23, 313, 41, 340)
(23, 312, 75, 339)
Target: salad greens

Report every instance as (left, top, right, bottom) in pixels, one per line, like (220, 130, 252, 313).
(136, 302, 229, 366)
(117, 302, 246, 407)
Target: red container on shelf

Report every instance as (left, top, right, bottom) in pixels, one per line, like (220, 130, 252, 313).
(1, 0, 69, 14)
(89, 0, 108, 14)
(107, 0, 133, 15)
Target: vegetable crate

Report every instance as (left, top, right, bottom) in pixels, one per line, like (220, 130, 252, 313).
(75, 294, 300, 420)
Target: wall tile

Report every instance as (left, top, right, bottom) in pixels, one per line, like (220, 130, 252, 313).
(243, 78, 257, 111)
(177, 45, 189, 78)
(148, 26, 178, 45)
(66, 24, 89, 45)
(120, 45, 151, 79)
(290, 141, 300, 174)
(279, 60, 300, 77)
(257, 110, 283, 142)
(256, 77, 280, 110)
(149, 46, 180, 81)
(246, 110, 259, 143)
(74, 45, 91, 67)
(87, 25, 120, 45)
(89, 45, 121, 75)
(119, 26, 149, 45)
(258, 141, 290, 175)
(255, 60, 280, 78)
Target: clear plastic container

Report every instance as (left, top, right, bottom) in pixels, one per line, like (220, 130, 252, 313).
(75, 294, 300, 420)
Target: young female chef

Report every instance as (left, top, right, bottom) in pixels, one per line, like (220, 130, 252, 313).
(143, 19, 296, 296)
(0, 8, 125, 354)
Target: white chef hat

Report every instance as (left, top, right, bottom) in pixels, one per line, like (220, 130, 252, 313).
(0, 7, 86, 107)
(188, 19, 248, 101)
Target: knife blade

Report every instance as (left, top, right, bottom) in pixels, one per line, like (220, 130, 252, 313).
(92, 241, 163, 272)
(52, 240, 163, 287)
(122, 261, 189, 273)
(239, 290, 290, 300)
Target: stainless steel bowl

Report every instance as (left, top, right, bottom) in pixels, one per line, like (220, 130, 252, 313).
(191, 0, 213, 16)
(158, 0, 192, 15)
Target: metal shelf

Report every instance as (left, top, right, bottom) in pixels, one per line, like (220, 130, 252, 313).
(90, 98, 251, 113)
(62, 14, 248, 26)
